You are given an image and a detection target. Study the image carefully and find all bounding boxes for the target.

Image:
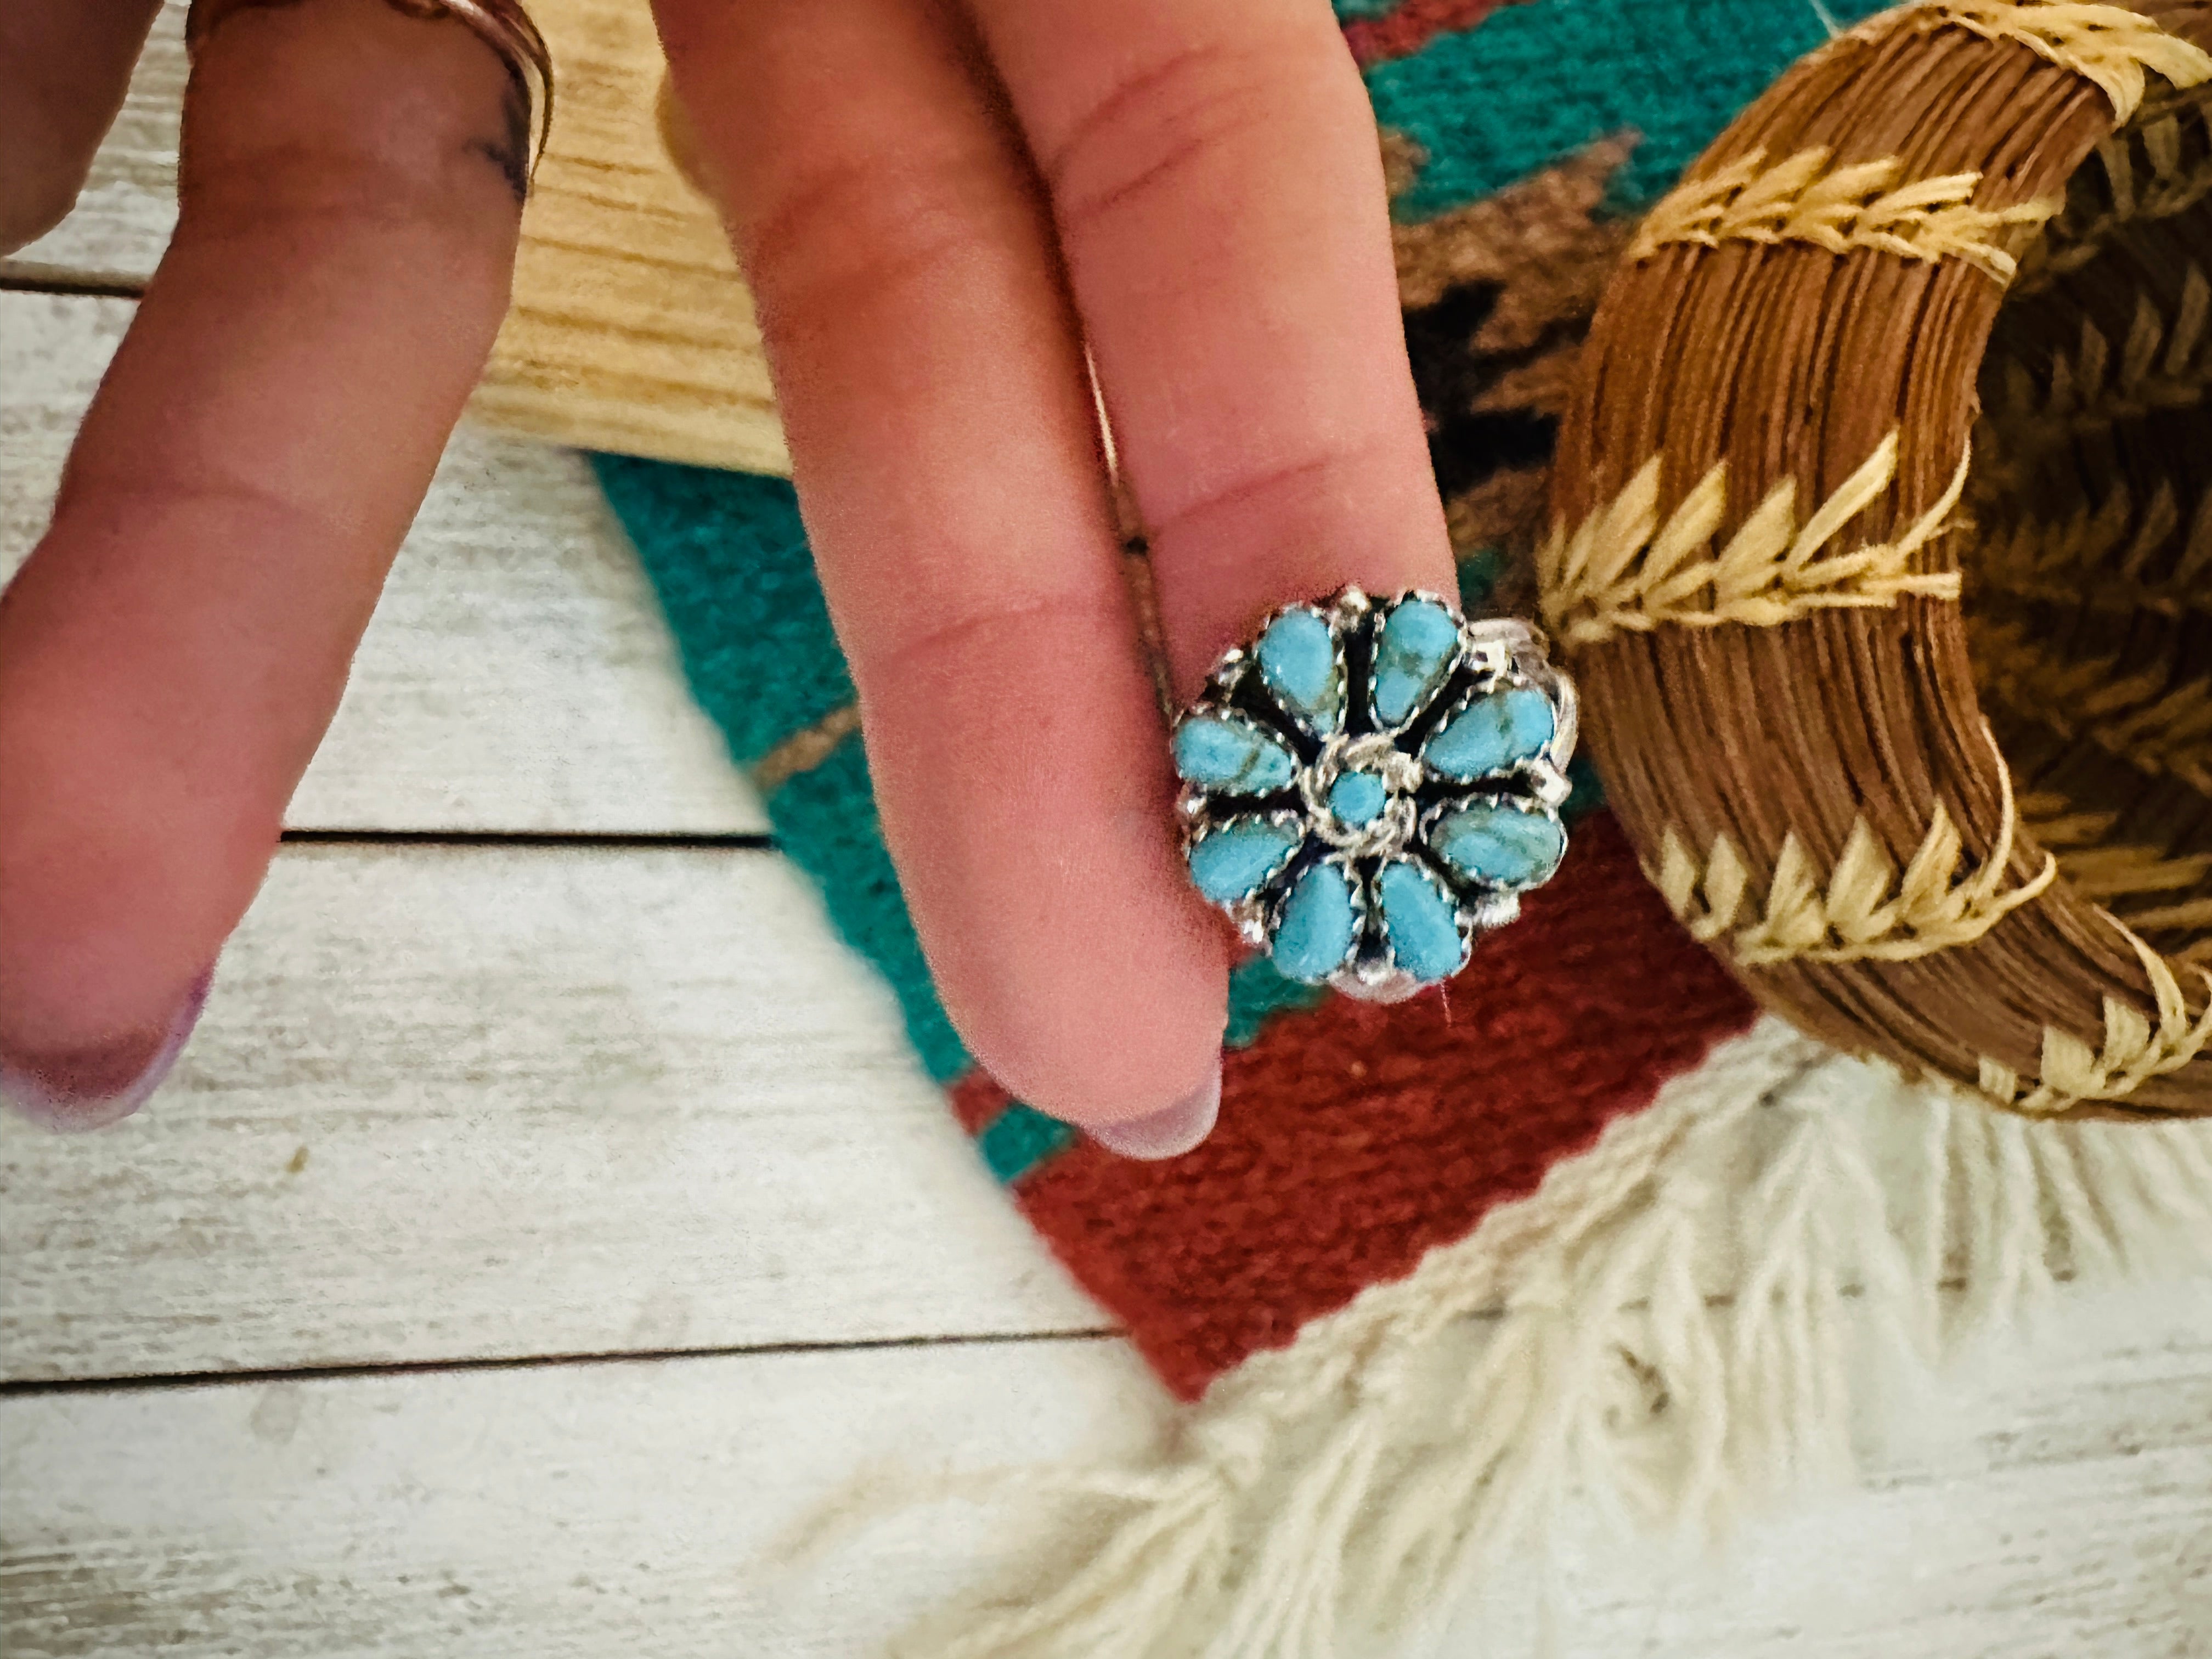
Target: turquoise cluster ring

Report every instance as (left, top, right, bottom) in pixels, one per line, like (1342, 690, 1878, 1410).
(1171, 586, 1578, 1002)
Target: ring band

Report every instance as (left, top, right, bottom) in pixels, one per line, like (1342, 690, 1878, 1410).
(187, 0, 554, 178)
(1172, 586, 1579, 1002)
(425, 0, 552, 166)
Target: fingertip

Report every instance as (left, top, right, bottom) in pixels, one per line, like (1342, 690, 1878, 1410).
(946, 931, 1230, 1133)
(0, 968, 211, 1132)
(917, 802, 1232, 1127)
(1087, 1061, 1221, 1160)
(0, 587, 276, 1074)
(858, 613, 1234, 1131)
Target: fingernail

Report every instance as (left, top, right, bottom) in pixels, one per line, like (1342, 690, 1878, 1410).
(1088, 1062, 1222, 1161)
(0, 970, 213, 1132)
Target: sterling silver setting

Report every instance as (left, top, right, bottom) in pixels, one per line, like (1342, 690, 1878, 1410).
(1171, 586, 1578, 1003)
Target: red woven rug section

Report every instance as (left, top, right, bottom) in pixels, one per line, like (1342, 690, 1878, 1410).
(956, 811, 1759, 1400)
(1344, 0, 1529, 66)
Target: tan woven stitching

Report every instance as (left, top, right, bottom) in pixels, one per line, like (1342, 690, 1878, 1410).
(1974, 618, 2212, 794)
(752, 703, 862, 794)
(2016, 790, 2119, 849)
(1993, 263, 2211, 446)
(1974, 924, 2212, 1114)
(2018, 791, 2212, 921)
(1650, 765, 2056, 966)
(2017, 86, 2212, 291)
(1629, 148, 2059, 281)
(2053, 842, 2212, 901)
(1913, 1, 2212, 122)
(1538, 433, 1967, 646)
(1992, 799, 2212, 1097)
(2115, 894, 2212, 932)
(1973, 475, 2212, 617)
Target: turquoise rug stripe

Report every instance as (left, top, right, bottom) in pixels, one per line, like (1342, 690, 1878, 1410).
(592, 457, 854, 768)
(978, 1104, 1082, 1184)
(1369, 0, 1895, 219)
(1226, 960, 1329, 1049)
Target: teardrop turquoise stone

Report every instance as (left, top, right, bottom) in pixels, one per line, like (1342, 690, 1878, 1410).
(1431, 802, 1566, 888)
(1270, 860, 1360, 983)
(1370, 599, 1460, 726)
(1172, 713, 1297, 794)
(1376, 859, 1469, 983)
(1423, 686, 1556, 781)
(1187, 819, 1302, 904)
(1327, 769, 1389, 828)
(1256, 610, 1344, 734)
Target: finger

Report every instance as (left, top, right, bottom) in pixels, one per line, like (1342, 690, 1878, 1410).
(0, 0, 165, 253)
(653, 0, 1228, 1132)
(0, 0, 528, 1114)
(966, 0, 1453, 693)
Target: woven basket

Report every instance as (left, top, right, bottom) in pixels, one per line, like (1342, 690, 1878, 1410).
(1542, 0, 2212, 1119)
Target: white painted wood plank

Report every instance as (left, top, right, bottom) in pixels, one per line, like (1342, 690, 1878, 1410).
(3, 1289, 2206, 1658)
(0, 3, 182, 287)
(0, 1338, 1169, 1659)
(1484, 1285, 2212, 1654)
(2, 291, 762, 834)
(0, 843, 1101, 1383)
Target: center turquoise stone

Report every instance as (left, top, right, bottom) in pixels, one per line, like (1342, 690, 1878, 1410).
(1327, 769, 1389, 829)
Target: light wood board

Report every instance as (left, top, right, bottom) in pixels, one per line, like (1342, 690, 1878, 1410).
(4, 1291, 2208, 1658)
(0, 842, 1102, 1383)
(0, 0, 787, 473)
(1, 291, 763, 834)
(470, 0, 786, 471)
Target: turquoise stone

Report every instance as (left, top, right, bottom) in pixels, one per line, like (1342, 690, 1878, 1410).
(1172, 713, 1297, 794)
(1370, 599, 1461, 726)
(1376, 859, 1469, 983)
(1256, 610, 1344, 734)
(1431, 802, 1567, 888)
(1327, 769, 1389, 828)
(1187, 819, 1301, 904)
(1423, 686, 1556, 781)
(1270, 860, 1361, 983)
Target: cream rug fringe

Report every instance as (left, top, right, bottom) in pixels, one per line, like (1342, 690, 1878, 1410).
(835, 1017, 2212, 1658)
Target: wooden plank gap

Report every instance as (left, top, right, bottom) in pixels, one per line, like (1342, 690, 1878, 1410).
(0, 267, 146, 300)
(276, 827, 779, 852)
(0, 1326, 1125, 1399)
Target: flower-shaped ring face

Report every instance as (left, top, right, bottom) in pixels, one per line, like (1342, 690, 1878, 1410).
(1172, 587, 1578, 1002)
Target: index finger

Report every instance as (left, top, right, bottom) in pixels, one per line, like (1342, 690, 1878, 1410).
(0, 0, 166, 253)
(0, 0, 531, 1114)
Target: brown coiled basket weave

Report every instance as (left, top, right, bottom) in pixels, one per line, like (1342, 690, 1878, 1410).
(1543, 0, 2212, 1119)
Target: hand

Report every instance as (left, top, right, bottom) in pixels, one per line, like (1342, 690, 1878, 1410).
(0, 0, 1453, 1156)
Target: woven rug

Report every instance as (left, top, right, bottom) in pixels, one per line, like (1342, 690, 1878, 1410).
(590, 2, 2212, 1651)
